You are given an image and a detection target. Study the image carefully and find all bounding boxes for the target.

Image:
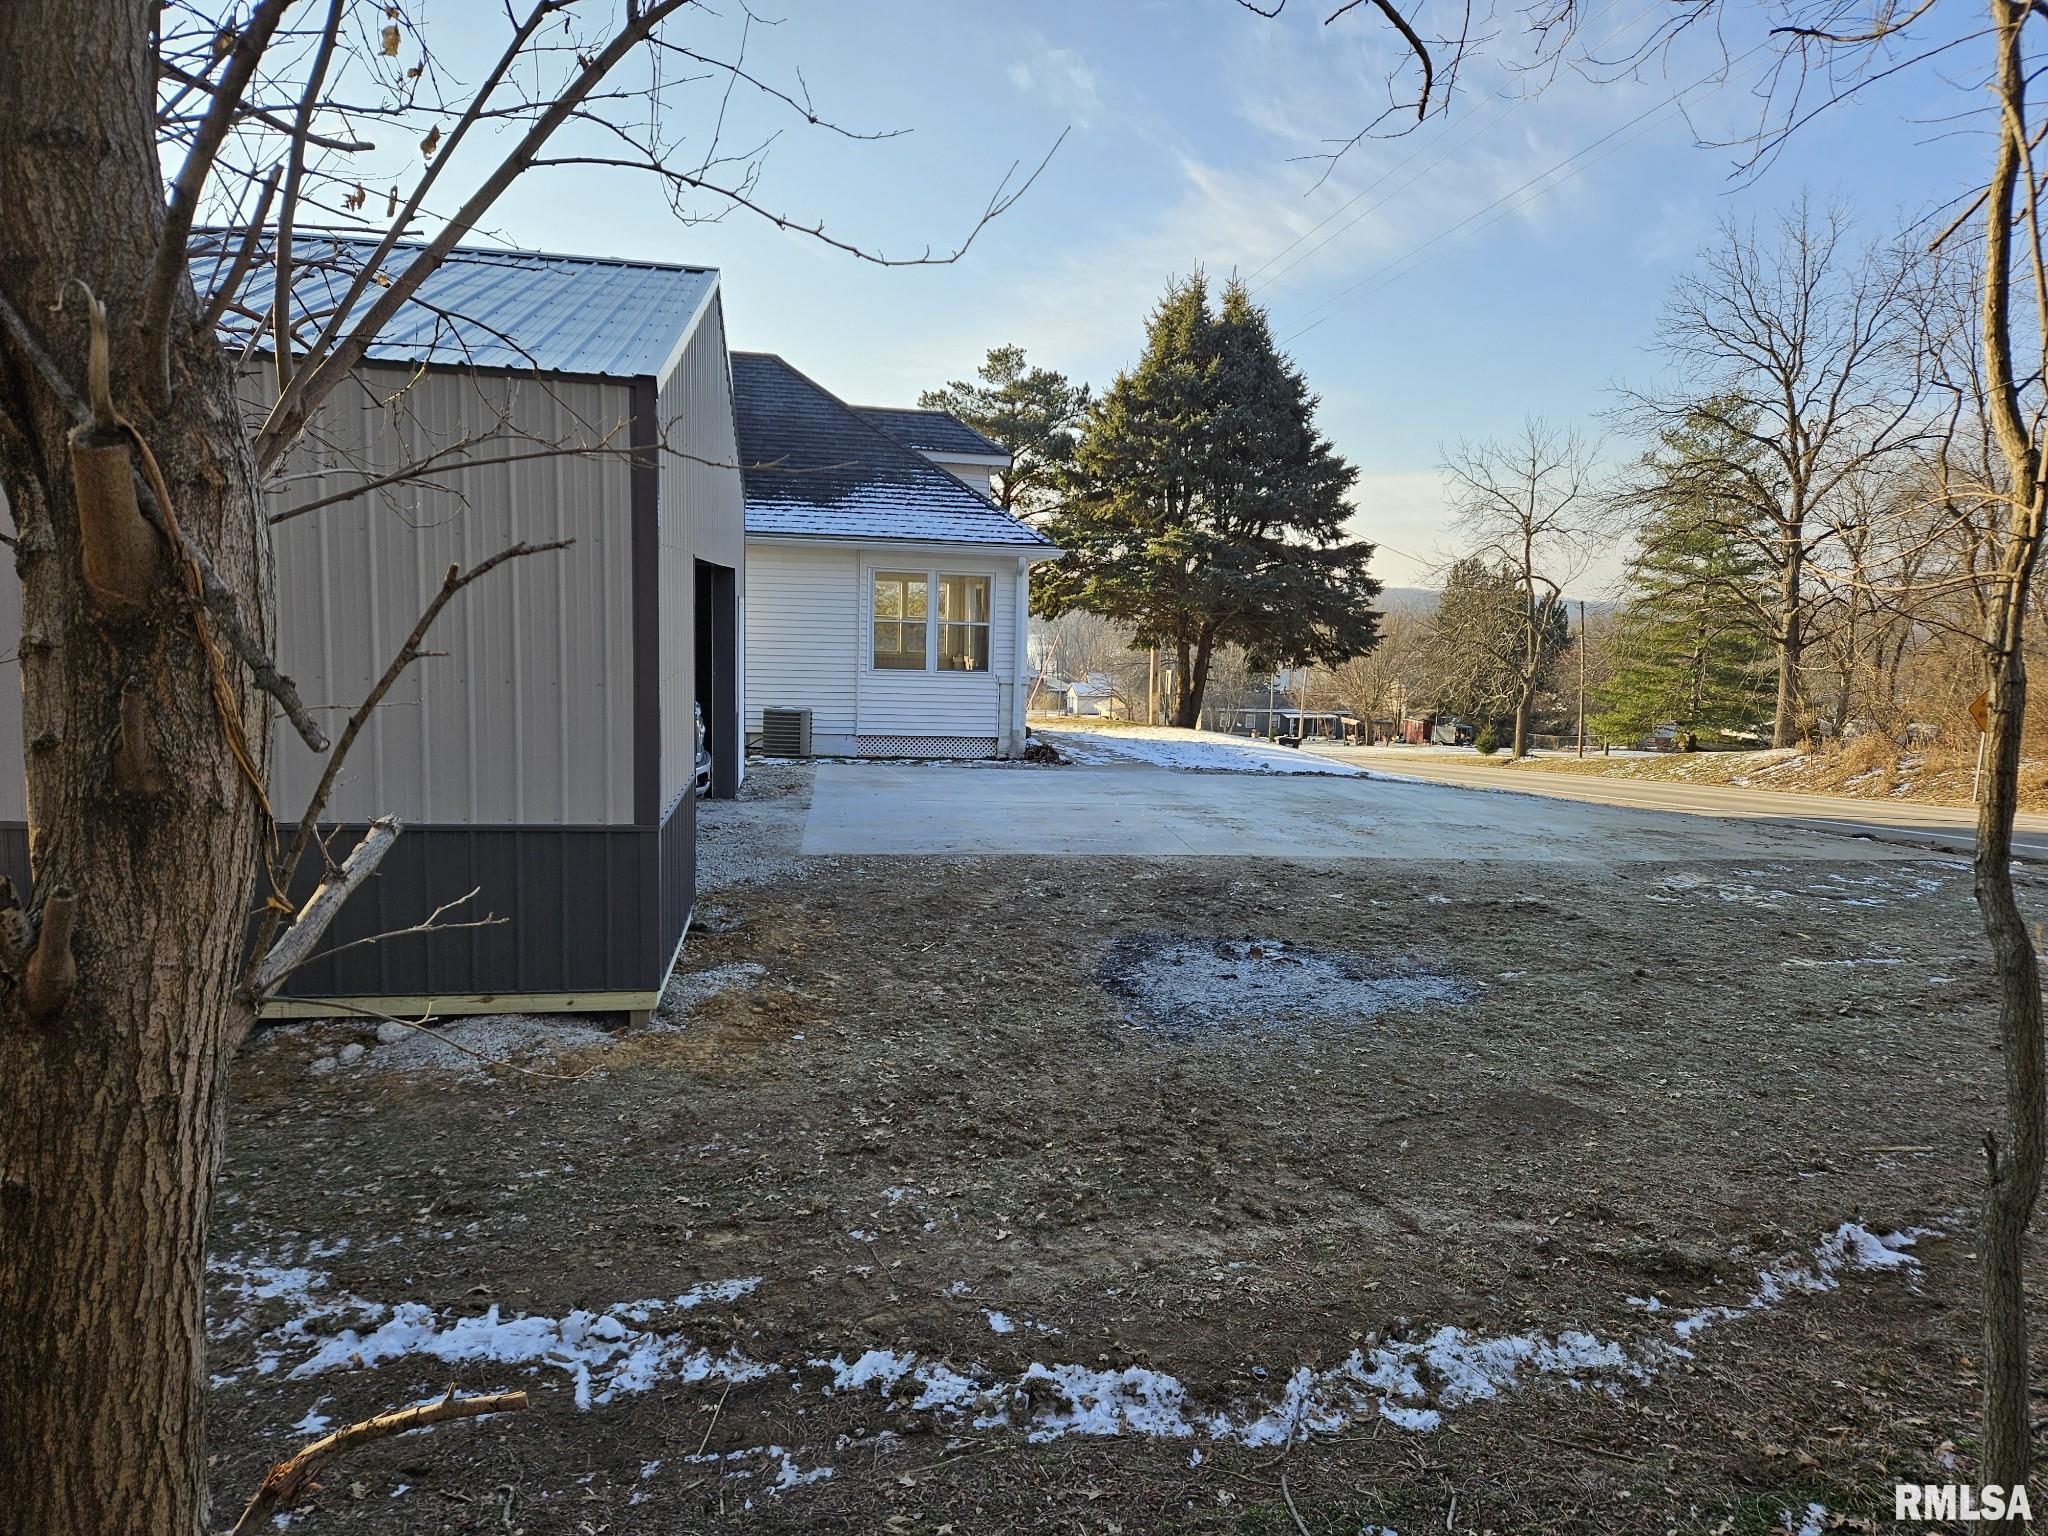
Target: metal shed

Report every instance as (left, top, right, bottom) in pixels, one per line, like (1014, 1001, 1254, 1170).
(0, 237, 747, 1021)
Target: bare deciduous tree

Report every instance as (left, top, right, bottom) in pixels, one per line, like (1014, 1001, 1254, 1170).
(1442, 419, 1597, 756)
(1620, 202, 1925, 748)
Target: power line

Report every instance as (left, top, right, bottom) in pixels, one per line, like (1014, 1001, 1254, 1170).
(1278, 40, 1774, 346)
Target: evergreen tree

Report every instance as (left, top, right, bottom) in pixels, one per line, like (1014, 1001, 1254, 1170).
(1037, 273, 1379, 726)
(919, 344, 1090, 514)
(1596, 407, 1775, 743)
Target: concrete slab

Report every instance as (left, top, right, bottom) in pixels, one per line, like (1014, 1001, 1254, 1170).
(800, 762, 1935, 863)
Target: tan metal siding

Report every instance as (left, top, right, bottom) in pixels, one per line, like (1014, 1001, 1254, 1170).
(267, 363, 638, 824)
(657, 295, 745, 808)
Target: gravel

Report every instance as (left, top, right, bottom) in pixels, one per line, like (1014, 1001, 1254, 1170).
(653, 961, 766, 1027)
(696, 761, 819, 892)
(362, 1014, 618, 1076)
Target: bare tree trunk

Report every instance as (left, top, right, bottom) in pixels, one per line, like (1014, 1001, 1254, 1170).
(0, 4, 272, 1531)
(1773, 532, 1805, 747)
(1974, 4, 2048, 1508)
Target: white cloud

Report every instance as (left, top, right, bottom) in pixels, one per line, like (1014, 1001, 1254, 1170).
(1006, 37, 1102, 127)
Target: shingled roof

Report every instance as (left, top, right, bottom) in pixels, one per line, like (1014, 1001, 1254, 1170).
(732, 353, 1050, 547)
(188, 231, 718, 379)
(854, 405, 1007, 460)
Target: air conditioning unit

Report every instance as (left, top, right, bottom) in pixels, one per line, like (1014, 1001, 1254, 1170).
(761, 706, 813, 758)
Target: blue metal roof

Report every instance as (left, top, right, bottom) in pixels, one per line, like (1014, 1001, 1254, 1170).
(189, 232, 718, 379)
(732, 353, 1051, 548)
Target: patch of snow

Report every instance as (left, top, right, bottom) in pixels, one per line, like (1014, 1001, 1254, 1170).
(291, 1399, 333, 1436)
(1032, 725, 1368, 777)
(985, 1310, 1015, 1334)
(811, 1221, 1925, 1449)
(290, 1297, 769, 1409)
(1671, 1222, 1923, 1342)
(1787, 1501, 1828, 1536)
(1100, 934, 1473, 1036)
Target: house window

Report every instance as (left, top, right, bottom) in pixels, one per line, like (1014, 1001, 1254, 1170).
(937, 574, 991, 671)
(872, 572, 928, 670)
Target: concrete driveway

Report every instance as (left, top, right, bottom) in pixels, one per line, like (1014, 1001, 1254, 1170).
(799, 759, 1942, 863)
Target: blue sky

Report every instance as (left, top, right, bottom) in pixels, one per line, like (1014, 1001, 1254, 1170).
(464, 1, 1984, 589)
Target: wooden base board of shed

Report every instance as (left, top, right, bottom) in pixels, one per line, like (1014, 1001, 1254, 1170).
(259, 910, 695, 1031)
(258, 990, 660, 1027)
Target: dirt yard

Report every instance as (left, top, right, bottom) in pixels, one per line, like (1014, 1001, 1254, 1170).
(208, 761, 2035, 1534)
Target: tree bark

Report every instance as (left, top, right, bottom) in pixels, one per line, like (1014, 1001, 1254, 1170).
(1175, 627, 1217, 729)
(0, 4, 273, 1533)
(1973, 3, 2047, 1511)
(1772, 524, 1805, 748)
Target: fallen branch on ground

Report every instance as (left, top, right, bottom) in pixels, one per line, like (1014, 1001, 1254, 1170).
(225, 1387, 527, 1536)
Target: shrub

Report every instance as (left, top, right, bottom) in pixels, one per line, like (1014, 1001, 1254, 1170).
(1474, 721, 1501, 755)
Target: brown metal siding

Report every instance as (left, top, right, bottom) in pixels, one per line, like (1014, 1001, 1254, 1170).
(0, 812, 690, 1002)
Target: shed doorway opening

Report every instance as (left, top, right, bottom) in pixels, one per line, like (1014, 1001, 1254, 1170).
(695, 559, 741, 798)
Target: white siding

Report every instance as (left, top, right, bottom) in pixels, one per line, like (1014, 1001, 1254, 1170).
(928, 457, 996, 497)
(745, 541, 1022, 754)
(744, 544, 859, 751)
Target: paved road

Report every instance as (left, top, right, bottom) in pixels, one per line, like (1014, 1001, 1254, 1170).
(1303, 744, 2048, 859)
(801, 759, 1946, 864)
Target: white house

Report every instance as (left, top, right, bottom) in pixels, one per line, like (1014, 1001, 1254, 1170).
(733, 353, 1058, 758)
(1064, 674, 1129, 719)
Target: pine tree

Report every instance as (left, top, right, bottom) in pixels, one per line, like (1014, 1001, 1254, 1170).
(1596, 405, 1775, 743)
(1036, 274, 1379, 727)
(919, 344, 1090, 514)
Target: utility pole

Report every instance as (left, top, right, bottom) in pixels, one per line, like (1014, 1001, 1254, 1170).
(1576, 598, 1587, 759)
(1147, 647, 1159, 726)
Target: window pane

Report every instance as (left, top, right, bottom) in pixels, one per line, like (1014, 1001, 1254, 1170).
(939, 574, 989, 622)
(874, 620, 927, 669)
(938, 622, 990, 672)
(873, 573, 928, 621)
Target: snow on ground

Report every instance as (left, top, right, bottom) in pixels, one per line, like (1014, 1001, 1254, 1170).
(1034, 723, 1368, 775)
(211, 1222, 1924, 1475)
(1098, 935, 1474, 1036)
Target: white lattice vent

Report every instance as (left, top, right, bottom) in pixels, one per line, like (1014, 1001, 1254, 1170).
(856, 736, 998, 760)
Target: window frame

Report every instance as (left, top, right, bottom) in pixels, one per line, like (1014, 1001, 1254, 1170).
(936, 572, 992, 673)
(865, 566, 997, 675)
(869, 570, 929, 672)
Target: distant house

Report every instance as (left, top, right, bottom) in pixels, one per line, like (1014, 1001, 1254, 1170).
(0, 237, 747, 1023)
(733, 354, 1058, 759)
(1064, 674, 1129, 719)
(854, 406, 1011, 501)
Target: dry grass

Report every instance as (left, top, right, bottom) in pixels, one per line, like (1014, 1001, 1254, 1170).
(1513, 736, 2048, 812)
